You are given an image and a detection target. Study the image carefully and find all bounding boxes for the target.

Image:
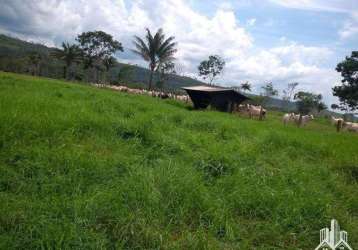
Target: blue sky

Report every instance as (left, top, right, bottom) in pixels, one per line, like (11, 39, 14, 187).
(190, 0, 357, 66)
(0, 0, 357, 106)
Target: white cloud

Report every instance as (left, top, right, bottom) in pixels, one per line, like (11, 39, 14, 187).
(339, 20, 358, 39)
(226, 49, 329, 85)
(269, 43, 333, 65)
(141, 1, 253, 73)
(268, 0, 357, 13)
(339, 12, 358, 39)
(268, 0, 358, 41)
(219, 42, 338, 105)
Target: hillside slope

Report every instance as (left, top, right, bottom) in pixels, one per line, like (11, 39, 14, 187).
(0, 34, 51, 57)
(0, 72, 357, 249)
(0, 34, 204, 90)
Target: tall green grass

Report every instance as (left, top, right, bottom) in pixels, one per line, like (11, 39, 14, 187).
(0, 72, 357, 249)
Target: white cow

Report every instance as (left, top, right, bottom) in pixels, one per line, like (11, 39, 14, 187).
(248, 104, 266, 120)
(292, 114, 301, 125)
(342, 121, 358, 132)
(330, 116, 343, 126)
(236, 104, 250, 116)
(176, 95, 190, 103)
(300, 114, 314, 126)
(330, 116, 344, 131)
(282, 113, 295, 125)
(292, 114, 314, 127)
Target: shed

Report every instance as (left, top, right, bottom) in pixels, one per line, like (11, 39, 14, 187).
(182, 85, 250, 112)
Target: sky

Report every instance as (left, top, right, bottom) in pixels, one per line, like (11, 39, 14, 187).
(0, 0, 357, 106)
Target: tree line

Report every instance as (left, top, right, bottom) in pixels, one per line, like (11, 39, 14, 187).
(198, 52, 357, 115)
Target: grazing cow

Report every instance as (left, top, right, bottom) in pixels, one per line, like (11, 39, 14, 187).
(159, 92, 170, 99)
(292, 114, 303, 126)
(292, 114, 300, 124)
(330, 116, 344, 126)
(176, 95, 190, 103)
(342, 121, 358, 132)
(331, 116, 344, 132)
(127, 88, 141, 94)
(248, 104, 266, 120)
(296, 114, 314, 127)
(118, 86, 129, 92)
(282, 113, 295, 125)
(236, 104, 249, 116)
(93, 83, 188, 104)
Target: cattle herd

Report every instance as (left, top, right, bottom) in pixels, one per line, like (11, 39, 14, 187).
(282, 113, 358, 132)
(329, 116, 358, 132)
(95, 84, 358, 133)
(282, 113, 314, 127)
(96, 84, 191, 103)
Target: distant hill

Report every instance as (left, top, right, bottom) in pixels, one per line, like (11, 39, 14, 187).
(111, 62, 205, 91)
(248, 95, 298, 111)
(0, 34, 203, 91)
(0, 34, 309, 106)
(0, 34, 51, 57)
(261, 96, 353, 120)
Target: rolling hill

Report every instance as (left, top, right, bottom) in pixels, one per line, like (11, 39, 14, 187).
(0, 72, 357, 249)
(0, 34, 204, 90)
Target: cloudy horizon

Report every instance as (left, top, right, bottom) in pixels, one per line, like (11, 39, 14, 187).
(0, 0, 357, 107)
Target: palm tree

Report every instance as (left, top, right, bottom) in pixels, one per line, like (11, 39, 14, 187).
(51, 42, 82, 79)
(240, 81, 251, 92)
(132, 28, 177, 90)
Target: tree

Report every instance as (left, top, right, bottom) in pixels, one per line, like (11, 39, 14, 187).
(50, 42, 82, 79)
(102, 56, 117, 83)
(132, 28, 177, 90)
(76, 31, 123, 83)
(157, 61, 175, 89)
(261, 82, 278, 105)
(294, 91, 326, 114)
(332, 51, 358, 112)
(282, 82, 299, 111)
(198, 55, 225, 85)
(317, 102, 328, 113)
(27, 52, 42, 76)
(175, 63, 185, 77)
(103, 56, 117, 72)
(240, 81, 252, 92)
(331, 104, 340, 110)
(261, 82, 278, 97)
(118, 64, 135, 84)
(283, 82, 299, 102)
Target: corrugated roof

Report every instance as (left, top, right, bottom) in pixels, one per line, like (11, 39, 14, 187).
(182, 85, 232, 92)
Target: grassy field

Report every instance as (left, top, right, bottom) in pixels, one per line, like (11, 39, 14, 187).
(0, 72, 357, 249)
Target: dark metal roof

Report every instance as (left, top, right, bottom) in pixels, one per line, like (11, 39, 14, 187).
(182, 85, 250, 111)
(182, 85, 232, 92)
